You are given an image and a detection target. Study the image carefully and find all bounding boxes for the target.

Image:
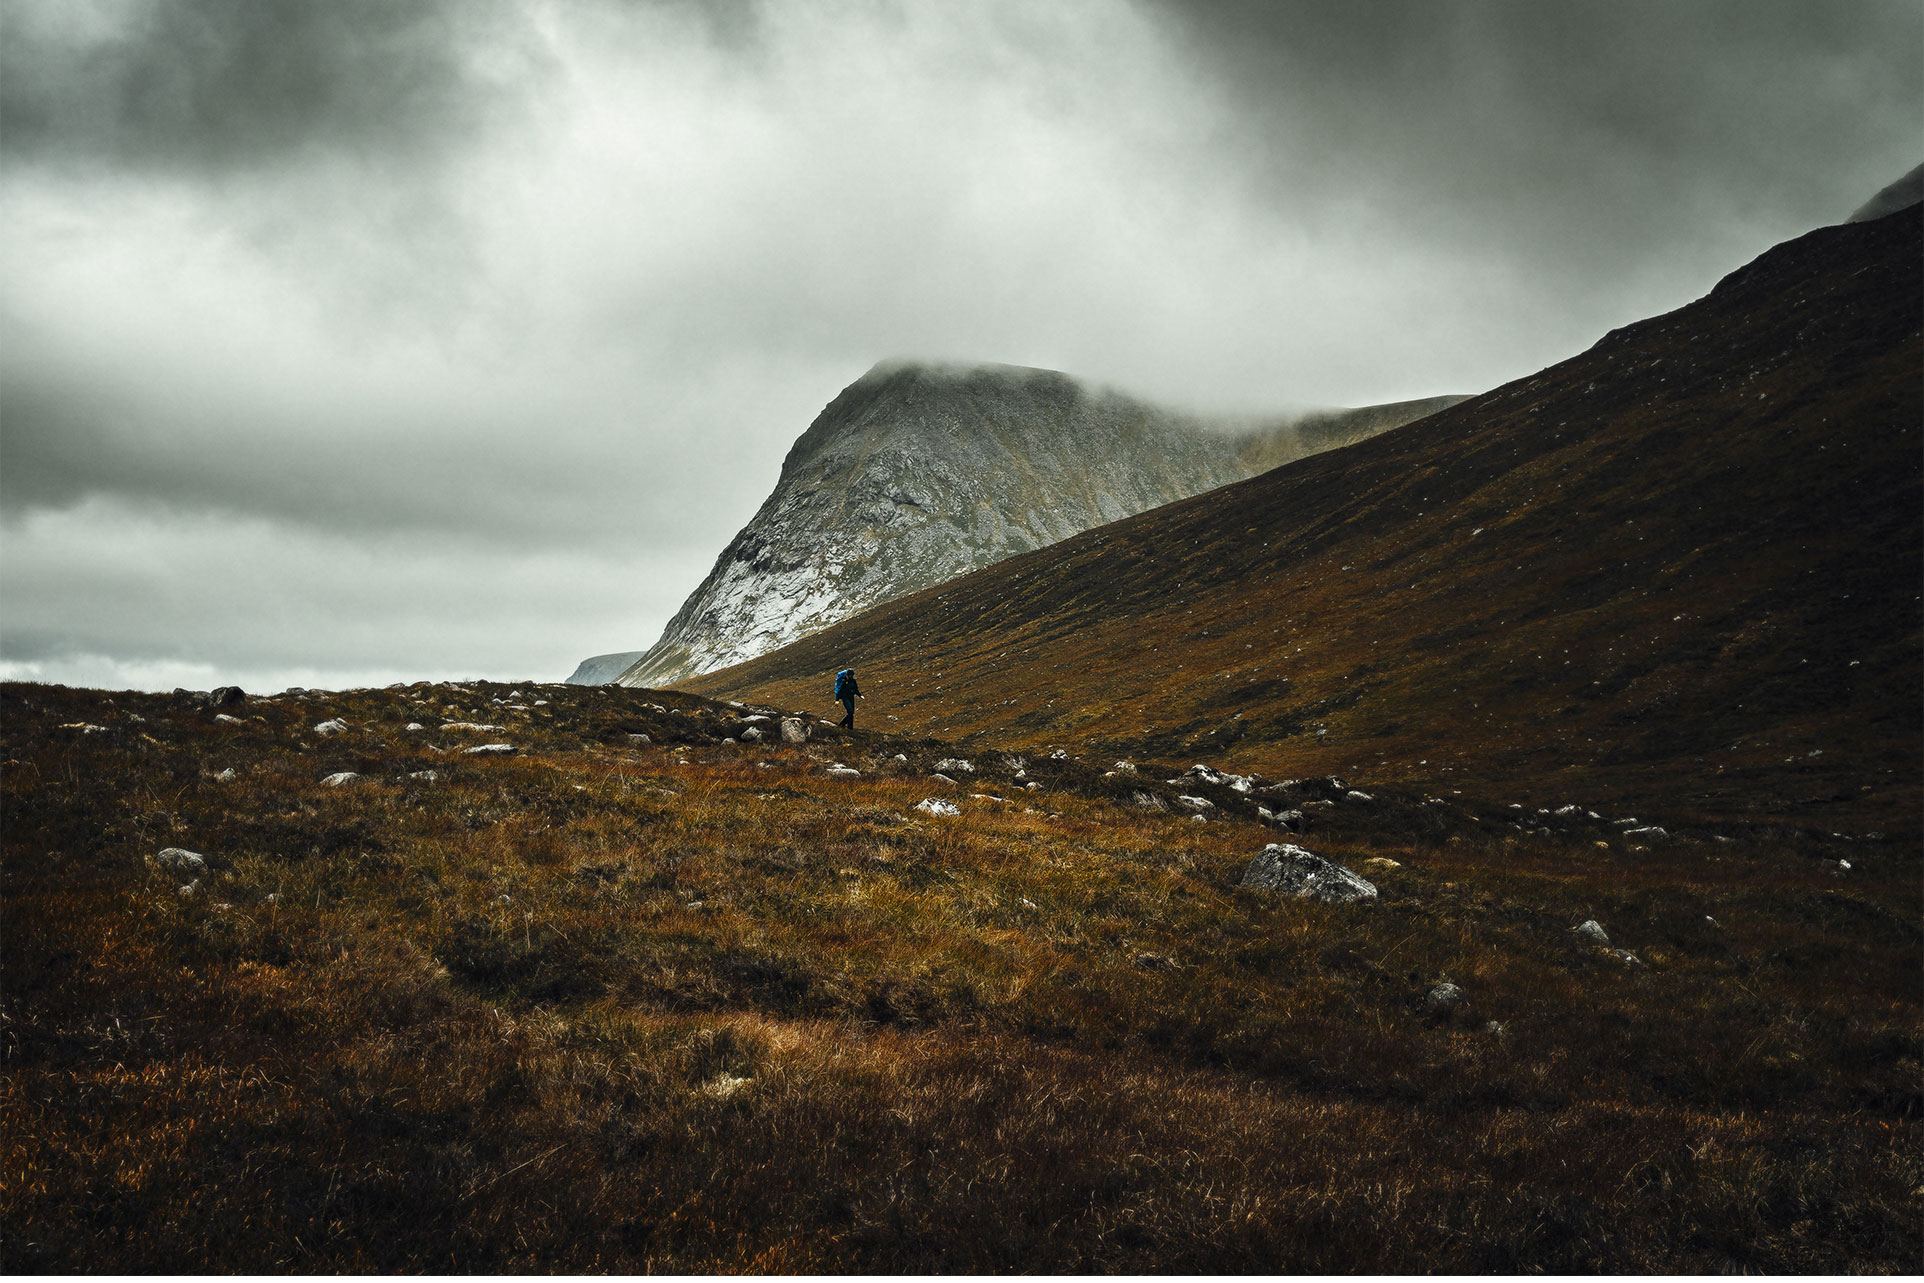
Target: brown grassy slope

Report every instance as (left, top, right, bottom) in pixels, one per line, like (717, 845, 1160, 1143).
(3, 680, 1918, 1271)
(688, 209, 1923, 839)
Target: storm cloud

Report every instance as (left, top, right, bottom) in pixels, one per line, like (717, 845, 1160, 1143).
(2, 0, 1918, 690)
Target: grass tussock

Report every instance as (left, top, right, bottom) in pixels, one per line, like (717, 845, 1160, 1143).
(3, 679, 1918, 1271)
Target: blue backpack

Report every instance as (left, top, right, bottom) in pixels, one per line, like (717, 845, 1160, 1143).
(834, 669, 854, 700)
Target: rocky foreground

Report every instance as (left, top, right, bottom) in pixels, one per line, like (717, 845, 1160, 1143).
(4, 678, 1916, 1272)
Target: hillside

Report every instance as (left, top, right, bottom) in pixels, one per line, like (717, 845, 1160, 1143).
(603, 362, 1463, 687)
(4, 678, 1917, 1270)
(687, 208, 1924, 840)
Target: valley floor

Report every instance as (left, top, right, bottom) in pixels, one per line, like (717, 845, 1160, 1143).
(2, 680, 1917, 1271)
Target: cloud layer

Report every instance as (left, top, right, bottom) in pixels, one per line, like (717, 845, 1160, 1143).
(3, 0, 1918, 690)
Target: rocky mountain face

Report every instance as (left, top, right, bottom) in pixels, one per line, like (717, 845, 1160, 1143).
(599, 361, 1461, 687)
(565, 652, 646, 685)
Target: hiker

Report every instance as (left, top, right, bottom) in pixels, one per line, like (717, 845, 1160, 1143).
(834, 667, 862, 729)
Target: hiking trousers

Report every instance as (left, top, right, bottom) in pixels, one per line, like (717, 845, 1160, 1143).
(838, 696, 856, 729)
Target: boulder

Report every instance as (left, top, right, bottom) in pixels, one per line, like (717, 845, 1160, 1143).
(740, 726, 764, 742)
(1572, 919, 1611, 945)
(209, 685, 246, 707)
(464, 744, 517, 755)
(153, 847, 207, 871)
(915, 798, 961, 817)
(780, 717, 810, 744)
(826, 764, 861, 778)
(314, 719, 348, 736)
(1239, 843, 1378, 902)
(1176, 795, 1214, 811)
(629, 733, 652, 745)
(320, 772, 362, 786)
(1424, 982, 1465, 1013)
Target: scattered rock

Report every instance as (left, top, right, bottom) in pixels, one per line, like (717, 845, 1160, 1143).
(740, 726, 764, 742)
(1133, 951, 1178, 971)
(1345, 790, 1374, 802)
(405, 722, 427, 732)
(1362, 857, 1401, 870)
(314, 719, 348, 736)
(178, 880, 200, 898)
(213, 713, 244, 726)
(1424, 982, 1465, 1013)
(1175, 795, 1214, 811)
(464, 744, 517, 755)
(153, 847, 207, 872)
(443, 722, 505, 732)
(1623, 825, 1669, 839)
(1049, 749, 1070, 761)
(213, 768, 237, 783)
(929, 773, 958, 785)
(1130, 792, 1167, 811)
(320, 772, 362, 787)
(1240, 844, 1378, 902)
(1607, 948, 1643, 966)
(209, 685, 246, 706)
(409, 770, 439, 782)
(1024, 781, 1042, 791)
(629, 733, 652, 745)
(915, 798, 961, 817)
(61, 722, 109, 735)
(934, 758, 975, 774)
(826, 764, 861, 779)
(1112, 760, 1137, 773)
(780, 717, 810, 744)
(1573, 919, 1611, 945)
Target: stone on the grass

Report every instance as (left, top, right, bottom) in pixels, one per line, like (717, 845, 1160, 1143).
(1175, 795, 1214, 811)
(1130, 792, 1167, 811)
(629, 733, 652, 745)
(1623, 825, 1669, 839)
(443, 721, 505, 732)
(210, 685, 246, 706)
(1607, 948, 1643, 966)
(405, 722, 427, 732)
(929, 772, 958, 785)
(321, 772, 362, 787)
(213, 768, 237, 783)
(915, 798, 961, 817)
(214, 713, 243, 725)
(1425, 982, 1465, 1013)
(934, 758, 975, 773)
(1049, 749, 1069, 760)
(178, 880, 199, 898)
(154, 847, 207, 871)
(1113, 760, 1137, 773)
(464, 743, 516, 755)
(1024, 781, 1042, 791)
(1239, 843, 1378, 902)
(1573, 919, 1611, 945)
(409, 770, 439, 782)
(826, 764, 861, 779)
(1363, 857, 1401, 870)
(780, 717, 810, 744)
(740, 726, 764, 742)
(314, 719, 348, 736)
(1345, 790, 1374, 802)
(1272, 809, 1305, 830)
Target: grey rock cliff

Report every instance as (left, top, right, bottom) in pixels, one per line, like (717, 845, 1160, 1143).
(603, 361, 1463, 688)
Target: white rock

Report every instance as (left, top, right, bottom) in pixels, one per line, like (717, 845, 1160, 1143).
(442, 722, 505, 732)
(1176, 795, 1215, 811)
(154, 847, 207, 871)
(1049, 749, 1069, 760)
(314, 719, 348, 735)
(1239, 844, 1377, 902)
(629, 733, 652, 745)
(1425, 982, 1465, 1013)
(929, 772, 958, 785)
(213, 768, 237, 783)
(1573, 919, 1611, 945)
(1623, 825, 1668, 839)
(892, 753, 907, 762)
(826, 764, 861, 778)
(915, 798, 961, 817)
(321, 772, 362, 787)
(1024, 781, 1042, 791)
(934, 758, 975, 774)
(464, 743, 516, 755)
(1112, 760, 1137, 773)
(409, 770, 439, 782)
(214, 713, 243, 725)
(405, 722, 427, 732)
(1345, 790, 1374, 802)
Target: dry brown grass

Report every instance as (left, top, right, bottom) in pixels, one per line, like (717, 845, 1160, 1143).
(3, 678, 1918, 1271)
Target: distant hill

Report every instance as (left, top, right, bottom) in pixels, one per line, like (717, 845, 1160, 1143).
(565, 651, 646, 685)
(688, 206, 1923, 837)
(586, 361, 1462, 686)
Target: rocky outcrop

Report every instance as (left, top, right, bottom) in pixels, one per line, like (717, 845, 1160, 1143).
(601, 362, 1463, 688)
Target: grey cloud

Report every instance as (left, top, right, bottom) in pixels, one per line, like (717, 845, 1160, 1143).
(0, 0, 540, 177)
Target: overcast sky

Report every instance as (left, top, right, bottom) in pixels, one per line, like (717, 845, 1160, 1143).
(2, 0, 1918, 692)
